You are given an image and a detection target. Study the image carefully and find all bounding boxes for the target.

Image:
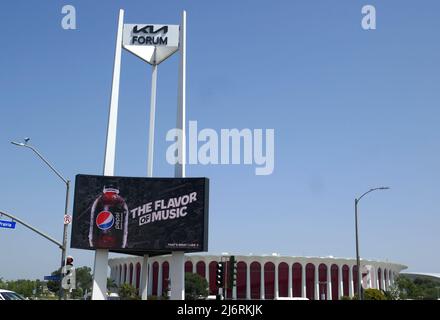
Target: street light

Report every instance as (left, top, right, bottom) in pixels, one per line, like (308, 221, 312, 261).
(11, 138, 70, 300)
(355, 186, 389, 300)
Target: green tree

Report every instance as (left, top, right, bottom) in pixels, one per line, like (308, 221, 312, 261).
(397, 275, 423, 299)
(46, 269, 62, 295)
(396, 275, 440, 300)
(7, 279, 35, 298)
(364, 288, 387, 300)
(0, 278, 7, 289)
(185, 272, 208, 300)
(74, 266, 92, 298)
(118, 283, 139, 300)
(384, 283, 400, 300)
(47, 266, 93, 299)
(107, 278, 117, 293)
(35, 279, 43, 297)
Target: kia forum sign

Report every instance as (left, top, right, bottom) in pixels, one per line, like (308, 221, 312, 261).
(122, 24, 180, 65)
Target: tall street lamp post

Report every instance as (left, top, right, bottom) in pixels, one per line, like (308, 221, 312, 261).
(11, 138, 70, 300)
(355, 186, 390, 300)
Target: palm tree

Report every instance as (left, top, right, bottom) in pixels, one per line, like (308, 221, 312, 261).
(107, 278, 117, 293)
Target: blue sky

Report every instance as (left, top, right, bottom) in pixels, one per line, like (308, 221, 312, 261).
(1, 0, 439, 280)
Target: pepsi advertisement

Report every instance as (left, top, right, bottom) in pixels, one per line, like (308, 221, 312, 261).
(70, 174, 209, 255)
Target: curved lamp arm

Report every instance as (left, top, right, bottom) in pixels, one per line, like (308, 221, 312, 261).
(11, 141, 69, 185)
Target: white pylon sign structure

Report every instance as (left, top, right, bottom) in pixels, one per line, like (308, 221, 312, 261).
(91, 9, 187, 301)
(122, 24, 180, 65)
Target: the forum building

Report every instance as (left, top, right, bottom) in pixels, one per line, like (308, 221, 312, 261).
(109, 253, 407, 300)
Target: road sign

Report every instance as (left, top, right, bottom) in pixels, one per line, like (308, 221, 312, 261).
(64, 215, 72, 225)
(44, 275, 61, 281)
(0, 220, 16, 229)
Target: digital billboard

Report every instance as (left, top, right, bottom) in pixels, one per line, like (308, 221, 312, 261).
(70, 174, 209, 255)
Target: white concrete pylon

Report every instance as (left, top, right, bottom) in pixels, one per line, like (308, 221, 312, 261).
(91, 8, 124, 301)
(327, 265, 332, 300)
(170, 10, 187, 301)
(140, 255, 149, 300)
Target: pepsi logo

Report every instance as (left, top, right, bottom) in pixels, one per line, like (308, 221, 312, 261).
(96, 211, 114, 230)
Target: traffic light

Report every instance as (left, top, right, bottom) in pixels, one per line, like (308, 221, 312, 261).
(228, 256, 237, 288)
(216, 262, 224, 287)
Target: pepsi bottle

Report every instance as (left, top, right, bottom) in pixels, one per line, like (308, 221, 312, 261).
(88, 185, 129, 248)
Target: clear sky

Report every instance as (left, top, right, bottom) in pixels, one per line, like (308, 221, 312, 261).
(1, 0, 439, 280)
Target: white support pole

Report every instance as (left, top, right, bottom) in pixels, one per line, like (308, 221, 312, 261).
(91, 8, 124, 301)
(148, 263, 153, 296)
(140, 255, 149, 300)
(387, 270, 391, 289)
(92, 249, 110, 300)
(175, 10, 186, 178)
(132, 263, 136, 286)
(147, 63, 158, 178)
(376, 269, 380, 290)
(301, 265, 306, 298)
(205, 260, 210, 284)
(338, 265, 343, 299)
(170, 10, 187, 301)
(288, 264, 292, 298)
(327, 265, 332, 300)
(246, 263, 251, 299)
(170, 251, 185, 300)
(314, 265, 319, 300)
(274, 264, 279, 299)
(260, 265, 265, 300)
(158, 262, 163, 297)
(349, 266, 354, 297)
(103, 9, 124, 176)
(141, 60, 158, 300)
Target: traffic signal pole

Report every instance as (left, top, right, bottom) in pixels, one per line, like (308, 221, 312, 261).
(216, 259, 225, 300)
(229, 256, 237, 300)
(224, 257, 228, 299)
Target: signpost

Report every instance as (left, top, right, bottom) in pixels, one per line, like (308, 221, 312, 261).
(44, 275, 61, 281)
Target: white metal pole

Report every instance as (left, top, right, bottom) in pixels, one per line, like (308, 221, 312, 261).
(147, 63, 158, 177)
(140, 255, 149, 300)
(170, 251, 185, 300)
(142, 48, 159, 300)
(91, 8, 124, 301)
(170, 10, 187, 301)
(175, 10, 186, 178)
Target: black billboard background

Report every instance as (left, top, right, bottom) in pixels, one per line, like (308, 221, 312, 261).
(71, 174, 209, 255)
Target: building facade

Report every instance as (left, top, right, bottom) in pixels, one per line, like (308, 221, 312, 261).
(109, 254, 407, 300)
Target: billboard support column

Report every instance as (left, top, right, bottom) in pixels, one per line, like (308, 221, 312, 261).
(142, 58, 158, 300)
(170, 251, 185, 300)
(170, 10, 186, 301)
(147, 62, 158, 177)
(140, 254, 149, 300)
(91, 8, 124, 301)
(91, 249, 109, 300)
(174, 10, 186, 178)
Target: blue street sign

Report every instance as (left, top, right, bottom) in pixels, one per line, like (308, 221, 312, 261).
(0, 220, 16, 229)
(44, 275, 61, 281)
